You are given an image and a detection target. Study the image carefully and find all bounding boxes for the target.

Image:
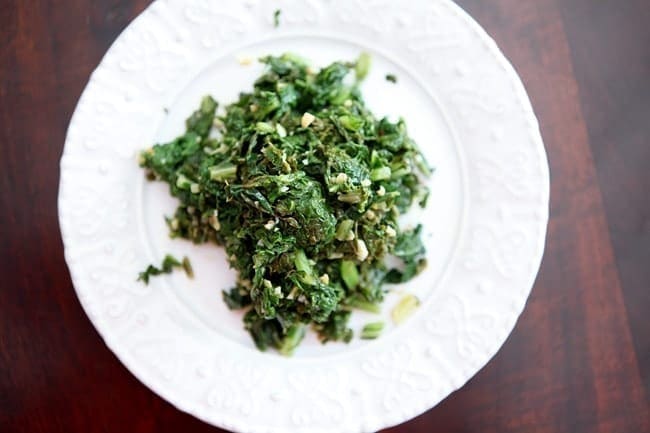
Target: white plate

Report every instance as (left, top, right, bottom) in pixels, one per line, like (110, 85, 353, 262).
(58, 1, 549, 432)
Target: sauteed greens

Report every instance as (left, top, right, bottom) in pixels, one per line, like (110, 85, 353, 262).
(139, 54, 431, 354)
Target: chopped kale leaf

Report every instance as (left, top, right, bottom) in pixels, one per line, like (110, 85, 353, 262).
(137, 255, 192, 284)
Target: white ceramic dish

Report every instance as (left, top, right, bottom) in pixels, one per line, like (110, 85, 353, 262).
(59, 1, 549, 432)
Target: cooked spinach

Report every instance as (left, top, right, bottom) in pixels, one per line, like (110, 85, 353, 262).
(139, 53, 431, 354)
(273, 9, 281, 28)
(138, 254, 192, 284)
(385, 73, 398, 83)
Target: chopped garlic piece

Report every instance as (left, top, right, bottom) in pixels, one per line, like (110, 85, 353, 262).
(335, 172, 348, 184)
(301, 112, 316, 128)
(355, 239, 369, 261)
(237, 55, 253, 65)
(208, 210, 220, 231)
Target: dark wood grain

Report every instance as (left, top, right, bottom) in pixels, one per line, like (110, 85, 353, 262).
(556, 0, 650, 398)
(1, 1, 648, 432)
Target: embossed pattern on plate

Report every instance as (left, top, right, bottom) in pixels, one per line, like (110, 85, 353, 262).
(58, 1, 549, 432)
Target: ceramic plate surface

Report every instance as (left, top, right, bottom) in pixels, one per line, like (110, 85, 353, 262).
(59, 1, 549, 432)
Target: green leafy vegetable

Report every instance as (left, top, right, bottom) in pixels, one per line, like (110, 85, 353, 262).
(139, 53, 431, 353)
(385, 73, 398, 84)
(273, 9, 281, 28)
(138, 255, 192, 284)
(361, 321, 385, 339)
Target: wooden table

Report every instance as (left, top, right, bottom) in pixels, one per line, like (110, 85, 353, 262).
(1, 1, 648, 432)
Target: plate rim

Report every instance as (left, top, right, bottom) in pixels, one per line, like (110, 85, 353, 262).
(58, 1, 550, 432)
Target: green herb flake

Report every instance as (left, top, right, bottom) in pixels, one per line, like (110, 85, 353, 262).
(385, 73, 398, 84)
(137, 255, 191, 284)
(273, 9, 281, 28)
(139, 53, 432, 354)
(182, 256, 194, 279)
